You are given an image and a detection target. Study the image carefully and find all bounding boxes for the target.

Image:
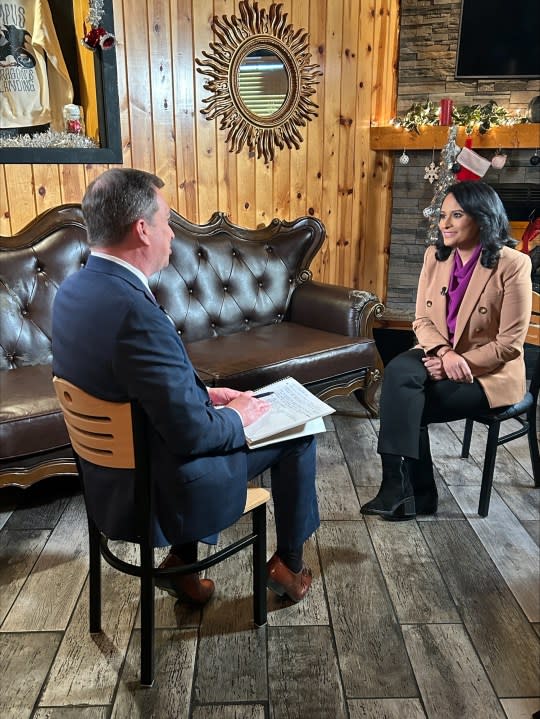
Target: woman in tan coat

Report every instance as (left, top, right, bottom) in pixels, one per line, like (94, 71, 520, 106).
(361, 181, 532, 520)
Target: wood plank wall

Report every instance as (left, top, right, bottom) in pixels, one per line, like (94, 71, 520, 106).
(0, 0, 398, 300)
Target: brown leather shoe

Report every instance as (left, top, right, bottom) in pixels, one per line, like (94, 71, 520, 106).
(155, 552, 215, 605)
(266, 553, 312, 603)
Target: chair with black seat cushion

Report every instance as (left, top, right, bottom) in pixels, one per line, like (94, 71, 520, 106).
(53, 376, 269, 687)
(461, 291, 540, 516)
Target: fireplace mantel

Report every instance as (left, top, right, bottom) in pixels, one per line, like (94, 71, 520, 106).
(370, 124, 540, 150)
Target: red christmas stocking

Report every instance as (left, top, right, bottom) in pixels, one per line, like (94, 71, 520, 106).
(456, 138, 490, 181)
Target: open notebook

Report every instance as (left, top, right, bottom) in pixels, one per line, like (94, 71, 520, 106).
(243, 376, 335, 449)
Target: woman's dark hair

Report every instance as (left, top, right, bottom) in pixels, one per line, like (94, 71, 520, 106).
(435, 181, 516, 268)
(82, 168, 165, 247)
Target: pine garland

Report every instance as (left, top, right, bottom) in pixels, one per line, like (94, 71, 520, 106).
(392, 100, 528, 135)
(392, 101, 439, 133)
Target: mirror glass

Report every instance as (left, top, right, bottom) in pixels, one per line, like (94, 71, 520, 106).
(238, 50, 288, 117)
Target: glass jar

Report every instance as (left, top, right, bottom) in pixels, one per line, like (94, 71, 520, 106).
(63, 104, 85, 135)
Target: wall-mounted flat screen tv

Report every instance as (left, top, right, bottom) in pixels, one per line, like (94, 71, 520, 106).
(455, 0, 540, 79)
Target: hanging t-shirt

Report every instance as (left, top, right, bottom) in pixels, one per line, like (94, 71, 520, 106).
(0, 0, 73, 130)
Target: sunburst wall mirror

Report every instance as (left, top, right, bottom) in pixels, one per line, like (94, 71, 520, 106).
(195, 1, 322, 163)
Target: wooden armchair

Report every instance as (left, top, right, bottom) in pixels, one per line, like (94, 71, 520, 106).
(53, 376, 270, 686)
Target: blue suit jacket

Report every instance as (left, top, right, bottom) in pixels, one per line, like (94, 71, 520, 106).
(52, 255, 248, 545)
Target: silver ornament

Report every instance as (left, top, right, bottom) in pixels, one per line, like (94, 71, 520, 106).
(399, 150, 410, 166)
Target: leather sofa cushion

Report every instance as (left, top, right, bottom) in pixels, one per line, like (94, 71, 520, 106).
(186, 323, 376, 391)
(0, 364, 69, 460)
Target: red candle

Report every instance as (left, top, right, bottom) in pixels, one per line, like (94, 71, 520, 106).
(439, 98, 453, 125)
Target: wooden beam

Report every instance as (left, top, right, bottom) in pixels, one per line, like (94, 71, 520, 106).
(370, 124, 540, 150)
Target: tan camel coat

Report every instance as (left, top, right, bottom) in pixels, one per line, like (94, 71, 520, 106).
(413, 245, 532, 408)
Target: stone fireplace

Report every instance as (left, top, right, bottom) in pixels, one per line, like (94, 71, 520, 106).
(385, 0, 540, 316)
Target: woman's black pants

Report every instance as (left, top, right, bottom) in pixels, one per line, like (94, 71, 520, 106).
(377, 348, 491, 459)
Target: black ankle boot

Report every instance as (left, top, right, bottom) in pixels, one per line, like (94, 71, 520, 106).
(361, 454, 416, 520)
(404, 427, 438, 515)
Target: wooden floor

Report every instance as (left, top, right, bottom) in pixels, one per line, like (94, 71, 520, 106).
(1, 396, 539, 719)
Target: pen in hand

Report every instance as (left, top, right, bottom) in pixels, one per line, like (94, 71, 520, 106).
(253, 391, 274, 399)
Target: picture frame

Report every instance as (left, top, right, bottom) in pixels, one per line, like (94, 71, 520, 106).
(0, 0, 122, 165)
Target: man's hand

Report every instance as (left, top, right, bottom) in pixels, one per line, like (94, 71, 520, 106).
(208, 387, 271, 426)
(227, 392, 271, 426)
(208, 386, 243, 406)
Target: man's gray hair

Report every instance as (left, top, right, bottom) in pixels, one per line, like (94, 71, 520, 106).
(82, 168, 165, 247)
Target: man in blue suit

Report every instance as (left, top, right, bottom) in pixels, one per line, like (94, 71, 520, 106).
(52, 168, 319, 604)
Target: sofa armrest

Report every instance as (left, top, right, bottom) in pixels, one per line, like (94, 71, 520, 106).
(288, 281, 384, 338)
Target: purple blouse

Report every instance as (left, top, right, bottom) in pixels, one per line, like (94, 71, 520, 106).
(446, 244, 482, 342)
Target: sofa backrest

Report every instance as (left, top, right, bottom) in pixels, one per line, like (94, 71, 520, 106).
(0, 205, 88, 370)
(0, 205, 325, 368)
(152, 210, 325, 342)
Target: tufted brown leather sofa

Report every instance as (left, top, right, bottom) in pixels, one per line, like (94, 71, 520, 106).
(0, 204, 384, 490)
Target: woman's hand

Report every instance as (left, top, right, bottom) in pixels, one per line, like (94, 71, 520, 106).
(422, 355, 445, 381)
(423, 350, 474, 383)
(440, 350, 474, 383)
